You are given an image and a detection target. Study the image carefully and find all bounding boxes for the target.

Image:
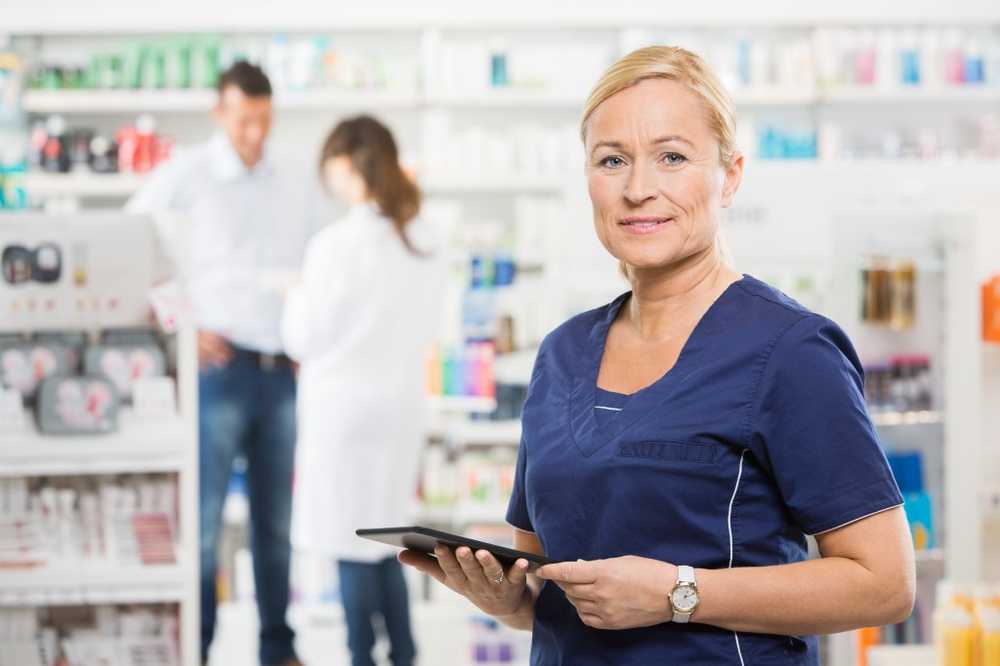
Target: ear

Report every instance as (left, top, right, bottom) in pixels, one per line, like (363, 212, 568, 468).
(211, 99, 224, 125)
(720, 151, 744, 209)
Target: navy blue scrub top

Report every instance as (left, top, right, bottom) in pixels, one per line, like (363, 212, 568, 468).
(506, 275, 903, 666)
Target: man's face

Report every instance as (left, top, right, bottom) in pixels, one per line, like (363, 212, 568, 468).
(213, 86, 273, 168)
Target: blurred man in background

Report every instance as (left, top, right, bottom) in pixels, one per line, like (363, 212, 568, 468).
(128, 61, 311, 666)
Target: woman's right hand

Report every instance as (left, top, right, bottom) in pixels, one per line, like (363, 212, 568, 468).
(399, 545, 531, 618)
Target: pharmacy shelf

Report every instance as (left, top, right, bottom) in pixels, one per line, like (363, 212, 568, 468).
(870, 410, 944, 427)
(427, 395, 497, 414)
(445, 419, 522, 446)
(24, 171, 146, 198)
(914, 548, 945, 565)
(732, 87, 820, 106)
(421, 175, 564, 193)
(0, 411, 190, 477)
(23, 89, 217, 113)
(424, 90, 583, 108)
(822, 85, 1000, 104)
(414, 504, 457, 525)
(0, 563, 193, 606)
(27, 86, 1000, 116)
(455, 502, 512, 525)
(21, 88, 421, 113)
(414, 502, 511, 526)
(865, 645, 935, 666)
(24, 171, 565, 199)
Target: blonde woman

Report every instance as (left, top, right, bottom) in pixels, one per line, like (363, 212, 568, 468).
(400, 47, 914, 664)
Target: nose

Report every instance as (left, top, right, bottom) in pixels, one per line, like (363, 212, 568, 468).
(623, 162, 657, 206)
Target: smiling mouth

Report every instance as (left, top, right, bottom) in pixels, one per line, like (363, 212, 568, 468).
(619, 217, 674, 234)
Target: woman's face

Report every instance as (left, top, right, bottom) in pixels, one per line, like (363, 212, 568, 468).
(323, 155, 368, 204)
(584, 78, 742, 273)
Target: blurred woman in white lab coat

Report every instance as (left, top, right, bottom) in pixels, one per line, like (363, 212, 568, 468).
(281, 115, 444, 666)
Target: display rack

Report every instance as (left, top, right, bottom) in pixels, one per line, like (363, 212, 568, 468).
(0, 214, 199, 666)
(21, 171, 566, 200)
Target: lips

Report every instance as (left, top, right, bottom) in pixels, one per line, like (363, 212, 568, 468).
(619, 216, 674, 235)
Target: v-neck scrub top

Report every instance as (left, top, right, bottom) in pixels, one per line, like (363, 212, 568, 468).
(506, 275, 903, 666)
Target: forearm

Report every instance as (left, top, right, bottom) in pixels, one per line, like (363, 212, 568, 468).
(495, 576, 541, 631)
(694, 557, 913, 635)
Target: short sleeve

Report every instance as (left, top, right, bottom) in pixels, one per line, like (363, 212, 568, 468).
(505, 436, 533, 532)
(751, 315, 903, 535)
(506, 342, 552, 533)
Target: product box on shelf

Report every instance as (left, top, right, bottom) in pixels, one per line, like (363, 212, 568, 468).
(0, 213, 155, 331)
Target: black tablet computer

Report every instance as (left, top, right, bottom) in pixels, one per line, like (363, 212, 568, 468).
(356, 526, 554, 573)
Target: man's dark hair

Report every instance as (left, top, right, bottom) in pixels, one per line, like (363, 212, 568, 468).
(217, 61, 272, 97)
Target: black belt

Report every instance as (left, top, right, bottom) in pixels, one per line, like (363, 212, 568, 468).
(230, 346, 293, 370)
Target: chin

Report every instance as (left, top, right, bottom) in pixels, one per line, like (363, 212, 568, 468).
(614, 247, 683, 272)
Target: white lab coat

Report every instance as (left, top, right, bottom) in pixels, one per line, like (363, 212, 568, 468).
(282, 202, 445, 562)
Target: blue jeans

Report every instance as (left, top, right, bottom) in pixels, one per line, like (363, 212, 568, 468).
(338, 558, 417, 666)
(199, 350, 297, 665)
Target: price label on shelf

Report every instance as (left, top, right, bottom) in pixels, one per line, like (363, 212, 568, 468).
(132, 377, 177, 418)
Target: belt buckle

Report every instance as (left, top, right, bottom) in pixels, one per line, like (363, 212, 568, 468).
(260, 353, 277, 371)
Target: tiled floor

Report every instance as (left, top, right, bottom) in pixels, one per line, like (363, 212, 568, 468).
(208, 593, 530, 666)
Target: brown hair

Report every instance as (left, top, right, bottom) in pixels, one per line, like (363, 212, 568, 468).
(319, 115, 423, 255)
(217, 60, 272, 98)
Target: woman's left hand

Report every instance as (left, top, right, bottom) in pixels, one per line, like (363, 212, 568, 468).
(537, 556, 678, 630)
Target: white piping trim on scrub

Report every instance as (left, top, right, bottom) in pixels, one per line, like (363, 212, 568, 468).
(808, 502, 904, 536)
(594, 405, 624, 411)
(728, 450, 748, 666)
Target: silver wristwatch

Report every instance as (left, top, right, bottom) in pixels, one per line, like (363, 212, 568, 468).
(669, 565, 700, 623)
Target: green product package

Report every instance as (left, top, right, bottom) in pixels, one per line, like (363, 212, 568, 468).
(123, 42, 144, 89)
(164, 38, 193, 89)
(139, 44, 166, 89)
(193, 37, 221, 89)
(109, 54, 125, 89)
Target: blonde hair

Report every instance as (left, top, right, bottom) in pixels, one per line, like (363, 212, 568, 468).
(580, 45, 737, 167)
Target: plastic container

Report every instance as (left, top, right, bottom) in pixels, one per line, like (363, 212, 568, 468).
(981, 606, 1000, 666)
(936, 603, 976, 666)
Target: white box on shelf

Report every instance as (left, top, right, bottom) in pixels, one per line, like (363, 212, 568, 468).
(0, 389, 26, 431)
(133, 377, 178, 419)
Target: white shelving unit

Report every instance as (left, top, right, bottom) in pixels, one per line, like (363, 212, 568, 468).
(427, 395, 498, 414)
(22, 171, 565, 199)
(0, 564, 194, 606)
(0, 411, 190, 476)
(869, 410, 944, 428)
(21, 88, 422, 113)
(0, 215, 200, 666)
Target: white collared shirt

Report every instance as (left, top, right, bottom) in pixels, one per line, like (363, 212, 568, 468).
(127, 133, 322, 353)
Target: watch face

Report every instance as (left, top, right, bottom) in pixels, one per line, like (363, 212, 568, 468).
(672, 585, 699, 613)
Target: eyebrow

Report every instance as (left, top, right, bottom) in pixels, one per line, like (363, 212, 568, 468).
(590, 135, 696, 156)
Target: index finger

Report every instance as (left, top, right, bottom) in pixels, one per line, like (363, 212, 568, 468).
(398, 549, 447, 585)
(536, 560, 597, 584)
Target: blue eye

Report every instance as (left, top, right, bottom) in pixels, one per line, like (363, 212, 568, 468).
(599, 155, 625, 168)
(664, 152, 687, 165)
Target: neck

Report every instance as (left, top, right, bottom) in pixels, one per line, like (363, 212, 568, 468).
(624, 248, 738, 340)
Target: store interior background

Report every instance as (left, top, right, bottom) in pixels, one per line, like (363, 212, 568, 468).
(1, 1, 999, 665)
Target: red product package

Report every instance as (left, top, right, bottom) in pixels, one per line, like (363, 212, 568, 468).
(115, 126, 138, 173)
